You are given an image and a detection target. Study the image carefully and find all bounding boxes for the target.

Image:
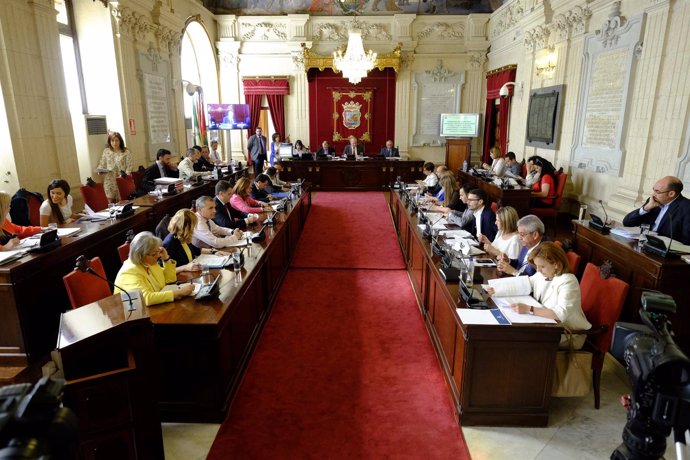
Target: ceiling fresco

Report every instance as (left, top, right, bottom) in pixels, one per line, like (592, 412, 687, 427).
(202, 0, 505, 16)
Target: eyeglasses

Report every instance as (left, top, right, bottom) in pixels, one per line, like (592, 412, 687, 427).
(467, 198, 480, 202)
(518, 231, 535, 238)
(653, 188, 671, 195)
(146, 250, 160, 258)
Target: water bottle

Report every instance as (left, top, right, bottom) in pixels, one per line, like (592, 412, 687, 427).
(462, 160, 468, 172)
(465, 257, 475, 288)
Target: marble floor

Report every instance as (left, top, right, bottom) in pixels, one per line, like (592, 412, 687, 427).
(161, 355, 683, 459)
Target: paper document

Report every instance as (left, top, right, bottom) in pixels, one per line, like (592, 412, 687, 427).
(0, 249, 26, 265)
(492, 295, 542, 309)
(488, 276, 532, 297)
(57, 228, 81, 238)
(194, 254, 231, 268)
(456, 308, 505, 325)
(440, 229, 473, 239)
(500, 308, 557, 324)
(610, 227, 640, 239)
(162, 283, 200, 296)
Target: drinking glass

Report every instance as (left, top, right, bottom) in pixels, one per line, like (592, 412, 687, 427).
(638, 223, 650, 248)
(578, 204, 588, 222)
(107, 203, 117, 223)
(233, 254, 242, 283)
(48, 223, 58, 231)
(201, 264, 210, 284)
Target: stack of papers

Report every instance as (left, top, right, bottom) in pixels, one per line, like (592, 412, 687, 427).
(456, 308, 510, 325)
(194, 254, 231, 268)
(484, 277, 557, 324)
(0, 249, 26, 265)
(610, 227, 640, 239)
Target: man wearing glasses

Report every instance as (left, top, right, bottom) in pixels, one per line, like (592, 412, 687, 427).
(622, 176, 690, 245)
(497, 214, 546, 277)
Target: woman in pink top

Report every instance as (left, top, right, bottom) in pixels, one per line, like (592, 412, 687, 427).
(230, 177, 272, 214)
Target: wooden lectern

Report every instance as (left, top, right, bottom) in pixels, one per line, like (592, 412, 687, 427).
(56, 295, 164, 460)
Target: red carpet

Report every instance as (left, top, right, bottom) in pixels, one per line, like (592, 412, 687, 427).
(290, 192, 405, 270)
(208, 269, 470, 459)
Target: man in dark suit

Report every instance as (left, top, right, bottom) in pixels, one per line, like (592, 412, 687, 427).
(497, 214, 547, 277)
(213, 180, 257, 230)
(316, 140, 335, 156)
(623, 176, 690, 245)
(194, 145, 215, 172)
(465, 188, 498, 242)
(250, 174, 273, 202)
(379, 140, 399, 158)
(247, 127, 267, 177)
(142, 148, 179, 191)
(342, 135, 365, 157)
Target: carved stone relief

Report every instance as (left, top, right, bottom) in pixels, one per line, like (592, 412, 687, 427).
(416, 22, 464, 40)
(469, 51, 487, 69)
(490, 0, 525, 39)
(523, 25, 550, 51)
(240, 22, 287, 41)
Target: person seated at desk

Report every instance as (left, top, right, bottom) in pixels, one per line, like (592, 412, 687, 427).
(497, 214, 547, 277)
(192, 196, 244, 249)
(342, 135, 364, 157)
(164, 209, 229, 272)
(266, 167, 290, 193)
(316, 140, 335, 156)
(530, 157, 557, 207)
(622, 175, 690, 245)
(379, 140, 399, 158)
(0, 191, 41, 250)
(114, 231, 194, 305)
(250, 174, 274, 202)
(524, 155, 543, 188)
(294, 140, 309, 156)
(39, 179, 80, 226)
(479, 206, 521, 259)
(428, 174, 460, 213)
(445, 184, 473, 227)
(193, 145, 215, 172)
(143, 148, 179, 191)
(504, 152, 522, 177)
(482, 146, 506, 176)
(230, 177, 273, 214)
(416, 162, 439, 193)
(466, 188, 498, 242)
(178, 148, 206, 182)
(214, 180, 258, 230)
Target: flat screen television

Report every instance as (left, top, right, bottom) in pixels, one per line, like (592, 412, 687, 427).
(207, 103, 251, 130)
(440, 113, 480, 137)
(525, 85, 564, 150)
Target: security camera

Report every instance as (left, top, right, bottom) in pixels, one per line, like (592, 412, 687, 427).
(499, 82, 516, 98)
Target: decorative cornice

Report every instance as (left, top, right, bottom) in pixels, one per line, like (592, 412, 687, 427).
(595, 1, 626, 48)
(523, 24, 550, 51)
(469, 51, 487, 69)
(313, 20, 391, 42)
(425, 60, 455, 82)
(292, 50, 305, 72)
(490, 0, 526, 39)
(240, 22, 287, 41)
(568, 5, 592, 36)
(400, 52, 415, 71)
(313, 23, 347, 41)
(111, 5, 180, 53)
(416, 22, 464, 40)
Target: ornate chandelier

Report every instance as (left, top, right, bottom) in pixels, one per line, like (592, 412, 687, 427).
(333, 29, 377, 85)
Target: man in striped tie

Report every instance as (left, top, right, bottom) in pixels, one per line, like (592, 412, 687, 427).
(247, 127, 267, 177)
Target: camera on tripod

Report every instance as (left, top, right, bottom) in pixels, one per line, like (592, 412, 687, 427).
(610, 291, 690, 460)
(0, 377, 79, 460)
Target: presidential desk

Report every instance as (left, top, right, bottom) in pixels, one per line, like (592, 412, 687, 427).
(279, 158, 424, 190)
(457, 170, 532, 217)
(389, 190, 562, 426)
(572, 221, 690, 354)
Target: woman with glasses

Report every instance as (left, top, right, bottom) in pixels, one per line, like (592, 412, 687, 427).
(115, 231, 194, 306)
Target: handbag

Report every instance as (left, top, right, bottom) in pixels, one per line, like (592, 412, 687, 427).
(552, 328, 593, 397)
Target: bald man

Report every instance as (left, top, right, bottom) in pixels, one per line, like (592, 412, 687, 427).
(622, 176, 690, 245)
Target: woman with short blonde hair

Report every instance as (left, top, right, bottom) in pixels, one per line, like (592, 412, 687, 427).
(163, 209, 228, 272)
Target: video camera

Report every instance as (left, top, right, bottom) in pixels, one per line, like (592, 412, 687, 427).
(0, 377, 78, 460)
(610, 291, 690, 459)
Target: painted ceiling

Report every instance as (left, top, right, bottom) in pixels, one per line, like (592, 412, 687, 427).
(202, 0, 505, 16)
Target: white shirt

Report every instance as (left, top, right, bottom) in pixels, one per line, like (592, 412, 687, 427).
(178, 157, 203, 181)
(491, 231, 521, 259)
(638, 196, 679, 232)
(424, 173, 438, 188)
(192, 213, 242, 248)
(209, 148, 222, 163)
(39, 195, 73, 222)
(490, 158, 506, 177)
(472, 206, 484, 238)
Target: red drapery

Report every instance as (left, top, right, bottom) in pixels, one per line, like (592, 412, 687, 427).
(484, 68, 517, 163)
(243, 79, 290, 164)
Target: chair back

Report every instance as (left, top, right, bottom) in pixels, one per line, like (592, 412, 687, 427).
(131, 166, 145, 191)
(580, 263, 629, 361)
(80, 183, 109, 211)
(155, 214, 171, 240)
(26, 193, 43, 226)
(116, 175, 136, 200)
(566, 251, 582, 275)
(117, 242, 130, 263)
(521, 160, 527, 178)
(490, 201, 499, 214)
(552, 172, 568, 209)
(62, 257, 112, 309)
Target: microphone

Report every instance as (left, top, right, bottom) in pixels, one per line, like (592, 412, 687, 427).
(598, 200, 611, 227)
(643, 209, 675, 258)
(588, 200, 610, 234)
(424, 213, 444, 240)
(75, 255, 136, 311)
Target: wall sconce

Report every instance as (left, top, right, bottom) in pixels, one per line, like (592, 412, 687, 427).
(535, 48, 557, 78)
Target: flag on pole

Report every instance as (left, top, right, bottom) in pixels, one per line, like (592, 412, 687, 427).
(192, 89, 207, 146)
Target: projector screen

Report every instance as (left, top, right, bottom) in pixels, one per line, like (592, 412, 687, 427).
(207, 103, 251, 130)
(440, 113, 480, 138)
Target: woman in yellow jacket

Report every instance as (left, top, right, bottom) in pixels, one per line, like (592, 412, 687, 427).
(115, 231, 194, 306)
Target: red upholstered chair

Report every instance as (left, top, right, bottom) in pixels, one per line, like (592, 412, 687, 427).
(521, 160, 527, 178)
(80, 182, 109, 211)
(566, 250, 582, 276)
(490, 201, 499, 214)
(62, 257, 112, 309)
(117, 242, 130, 263)
(574, 263, 629, 409)
(116, 175, 136, 200)
(131, 166, 145, 191)
(530, 172, 568, 236)
(25, 192, 43, 226)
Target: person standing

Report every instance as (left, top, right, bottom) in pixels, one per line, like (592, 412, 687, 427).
(97, 132, 133, 202)
(247, 127, 267, 177)
(269, 133, 281, 166)
(209, 140, 223, 164)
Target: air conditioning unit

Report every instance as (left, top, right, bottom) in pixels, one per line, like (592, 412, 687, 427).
(85, 115, 107, 182)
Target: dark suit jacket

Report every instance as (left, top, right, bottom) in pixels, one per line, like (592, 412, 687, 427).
(379, 147, 399, 158)
(467, 207, 498, 242)
(162, 233, 201, 266)
(250, 182, 271, 202)
(342, 144, 365, 157)
(142, 162, 179, 191)
(247, 134, 267, 162)
(317, 147, 335, 156)
(194, 156, 214, 172)
(213, 197, 247, 230)
(509, 237, 550, 277)
(622, 195, 690, 245)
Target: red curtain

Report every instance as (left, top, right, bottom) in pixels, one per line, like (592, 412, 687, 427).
(266, 94, 285, 144)
(484, 68, 517, 163)
(243, 94, 262, 165)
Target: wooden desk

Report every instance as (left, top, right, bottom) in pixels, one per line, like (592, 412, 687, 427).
(279, 159, 424, 190)
(389, 190, 561, 426)
(0, 209, 151, 368)
(457, 170, 532, 217)
(146, 189, 312, 422)
(572, 221, 690, 353)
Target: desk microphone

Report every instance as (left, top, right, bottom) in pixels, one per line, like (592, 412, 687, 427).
(424, 214, 444, 240)
(75, 255, 136, 311)
(598, 200, 611, 226)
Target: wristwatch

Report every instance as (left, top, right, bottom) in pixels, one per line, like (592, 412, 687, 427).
(529, 306, 535, 315)
(210, 248, 217, 254)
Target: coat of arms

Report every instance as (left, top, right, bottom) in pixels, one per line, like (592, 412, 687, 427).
(342, 101, 362, 129)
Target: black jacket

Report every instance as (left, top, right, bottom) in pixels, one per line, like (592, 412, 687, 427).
(466, 207, 498, 242)
(250, 182, 271, 202)
(622, 194, 690, 245)
(142, 162, 179, 191)
(162, 233, 201, 266)
(194, 156, 214, 172)
(213, 197, 247, 230)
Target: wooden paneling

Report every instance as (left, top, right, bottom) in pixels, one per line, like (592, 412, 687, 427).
(281, 160, 424, 190)
(457, 170, 532, 217)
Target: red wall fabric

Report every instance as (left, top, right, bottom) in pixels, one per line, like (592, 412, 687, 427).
(307, 68, 396, 155)
(266, 94, 285, 142)
(484, 68, 517, 163)
(243, 79, 290, 95)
